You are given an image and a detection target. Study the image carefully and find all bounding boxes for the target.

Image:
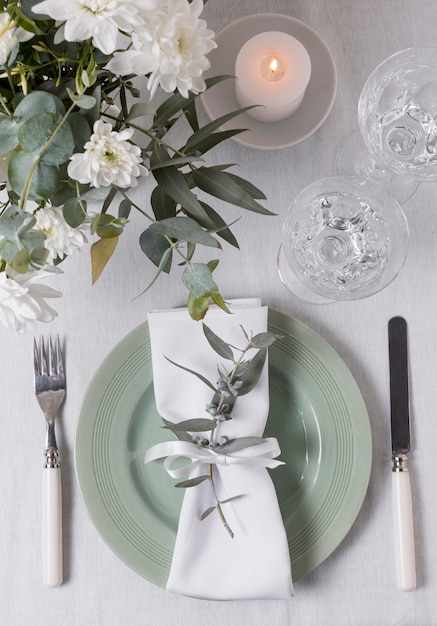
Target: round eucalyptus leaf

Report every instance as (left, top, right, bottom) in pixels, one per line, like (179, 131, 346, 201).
(9, 150, 60, 201)
(10, 247, 31, 274)
(17, 112, 75, 165)
(63, 197, 87, 228)
(0, 118, 19, 153)
(29, 246, 50, 269)
(182, 262, 219, 297)
(95, 214, 127, 238)
(13, 91, 64, 123)
(67, 112, 91, 151)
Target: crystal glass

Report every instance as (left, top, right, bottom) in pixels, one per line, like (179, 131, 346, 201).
(336, 47, 437, 202)
(359, 47, 437, 181)
(277, 176, 409, 304)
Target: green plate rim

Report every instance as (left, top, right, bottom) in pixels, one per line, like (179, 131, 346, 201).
(74, 308, 372, 588)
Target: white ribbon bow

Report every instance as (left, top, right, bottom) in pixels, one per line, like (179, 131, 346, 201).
(144, 437, 284, 479)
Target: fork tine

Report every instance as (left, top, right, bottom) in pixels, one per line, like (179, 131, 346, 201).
(33, 337, 40, 376)
(40, 337, 48, 376)
(55, 336, 65, 379)
(49, 337, 55, 376)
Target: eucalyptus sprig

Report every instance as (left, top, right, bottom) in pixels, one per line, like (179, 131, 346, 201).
(0, 0, 275, 333)
(163, 323, 278, 537)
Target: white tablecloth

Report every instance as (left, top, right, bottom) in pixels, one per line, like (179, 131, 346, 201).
(2, 0, 437, 624)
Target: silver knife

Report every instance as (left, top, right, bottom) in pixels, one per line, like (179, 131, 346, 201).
(388, 316, 416, 591)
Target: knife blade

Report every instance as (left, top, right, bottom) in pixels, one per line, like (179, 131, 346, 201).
(388, 316, 416, 591)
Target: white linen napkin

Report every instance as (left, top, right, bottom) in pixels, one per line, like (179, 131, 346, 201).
(146, 299, 293, 600)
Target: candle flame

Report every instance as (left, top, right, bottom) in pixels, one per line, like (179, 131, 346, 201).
(269, 58, 278, 74)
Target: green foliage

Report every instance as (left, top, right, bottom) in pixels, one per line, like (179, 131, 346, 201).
(0, 4, 274, 320)
(161, 325, 278, 536)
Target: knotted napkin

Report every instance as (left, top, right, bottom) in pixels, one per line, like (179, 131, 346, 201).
(146, 299, 293, 599)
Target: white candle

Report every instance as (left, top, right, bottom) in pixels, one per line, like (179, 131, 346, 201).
(235, 31, 312, 123)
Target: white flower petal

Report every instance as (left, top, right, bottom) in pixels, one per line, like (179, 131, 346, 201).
(0, 272, 61, 334)
(68, 120, 147, 188)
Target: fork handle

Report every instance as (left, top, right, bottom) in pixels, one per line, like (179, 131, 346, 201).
(42, 451, 62, 587)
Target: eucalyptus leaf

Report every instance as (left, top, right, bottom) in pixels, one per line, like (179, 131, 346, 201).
(224, 172, 267, 200)
(67, 112, 91, 150)
(185, 107, 252, 146)
(184, 106, 254, 152)
(17, 111, 75, 165)
(185, 240, 196, 262)
(95, 214, 127, 238)
(153, 75, 231, 128)
(162, 418, 192, 442)
(183, 98, 199, 133)
(220, 495, 245, 505)
(126, 102, 155, 121)
(20, 228, 46, 251)
(139, 227, 172, 273)
(0, 238, 17, 263)
(216, 436, 267, 454)
(29, 246, 50, 269)
(0, 204, 35, 239)
(150, 216, 220, 248)
(80, 185, 111, 202)
(0, 117, 19, 153)
(63, 197, 86, 228)
(175, 475, 210, 488)
(8, 151, 59, 200)
(210, 293, 231, 314)
(135, 246, 173, 296)
(250, 332, 278, 349)
(184, 128, 246, 156)
(187, 293, 210, 321)
(150, 185, 177, 220)
(118, 198, 131, 219)
(200, 506, 216, 520)
(207, 259, 219, 272)
(66, 89, 96, 109)
(9, 247, 30, 273)
(12, 4, 43, 34)
(150, 155, 205, 170)
(151, 146, 210, 222)
(196, 201, 239, 249)
(182, 262, 219, 298)
(82, 85, 102, 127)
(164, 355, 216, 391)
(235, 348, 267, 396)
(202, 323, 234, 360)
(13, 91, 64, 123)
(163, 418, 217, 432)
(192, 168, 275, 216)
(91, 236, 118, 284)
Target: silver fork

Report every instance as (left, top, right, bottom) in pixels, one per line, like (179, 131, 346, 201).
(34, 336, 65, 588)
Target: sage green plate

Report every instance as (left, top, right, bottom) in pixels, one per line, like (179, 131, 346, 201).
(75, 309, 372, 588)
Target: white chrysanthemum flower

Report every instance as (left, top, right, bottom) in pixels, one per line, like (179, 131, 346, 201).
(0, 13, 33, 66)
(68, 120, 148, 188)
(32, 0, 157, 55)
(34, 206, 87, 261)
(0, 271, 61, 334)
(107, 0, 216, 98)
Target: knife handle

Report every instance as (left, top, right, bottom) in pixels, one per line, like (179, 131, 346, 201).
(392, 459, 416, 591)
(42, 462, 63, 587)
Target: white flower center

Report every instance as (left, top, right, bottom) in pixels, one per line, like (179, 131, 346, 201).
(80, 0, 115, 15)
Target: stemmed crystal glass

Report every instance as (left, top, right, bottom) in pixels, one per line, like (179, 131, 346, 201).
(277, 175, 409, 304)
(336, 47, 437, 201)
